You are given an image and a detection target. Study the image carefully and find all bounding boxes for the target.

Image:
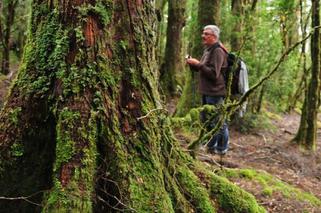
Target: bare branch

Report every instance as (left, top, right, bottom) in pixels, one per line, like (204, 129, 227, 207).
(137, 108, 167, 120)
(0, 190, 46, 207)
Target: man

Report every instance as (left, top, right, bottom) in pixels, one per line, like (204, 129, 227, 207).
(186, 25, 229, 154)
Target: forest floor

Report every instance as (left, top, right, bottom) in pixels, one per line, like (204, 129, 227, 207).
(174, 107, 321, 212)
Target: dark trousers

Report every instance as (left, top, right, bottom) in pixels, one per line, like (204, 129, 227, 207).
(201, 95, 229, 151)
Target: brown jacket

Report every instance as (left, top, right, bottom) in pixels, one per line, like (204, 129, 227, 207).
(193, 43, 228, 96)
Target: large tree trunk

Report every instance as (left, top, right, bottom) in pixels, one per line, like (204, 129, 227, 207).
(0, 1, 264, 212)
(160, 0, 186, 97)
(293, 0, 320, 151)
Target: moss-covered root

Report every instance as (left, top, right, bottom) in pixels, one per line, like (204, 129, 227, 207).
(209, 174, 266, 213)
(192, 164, 266, 213)
(176, 166, 216, 213)
(164, 170, 195, 212)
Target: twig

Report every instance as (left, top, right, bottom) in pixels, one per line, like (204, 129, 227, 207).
(137, 108, 166, 120)
(0, 190, 46, 206)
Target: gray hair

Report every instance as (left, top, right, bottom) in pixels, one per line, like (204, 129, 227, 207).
(204, 25, 220, 39)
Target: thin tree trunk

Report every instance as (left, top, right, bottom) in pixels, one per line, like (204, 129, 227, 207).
(255, 84, 265, 113)
(293, 0, 320, 151)
(1, 0, 18, 75)
(231, 0, 244, 52)
(155, 0, 167, 65)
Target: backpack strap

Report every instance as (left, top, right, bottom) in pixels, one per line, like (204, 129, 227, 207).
(210, 42, 228, 54)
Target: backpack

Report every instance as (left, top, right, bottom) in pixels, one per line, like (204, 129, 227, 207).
(224, 52, 249, 96)
(215, 45, 249, 116)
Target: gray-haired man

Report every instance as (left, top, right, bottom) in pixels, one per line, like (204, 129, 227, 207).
(186, 25, 229, 154)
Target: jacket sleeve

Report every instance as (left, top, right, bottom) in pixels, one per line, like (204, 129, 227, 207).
(195, 48, 225, 81)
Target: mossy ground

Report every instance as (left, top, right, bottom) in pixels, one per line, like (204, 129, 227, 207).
(172, 109, 321, 212)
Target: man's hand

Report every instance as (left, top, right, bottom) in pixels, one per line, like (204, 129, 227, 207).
(186, 58, 200, 66)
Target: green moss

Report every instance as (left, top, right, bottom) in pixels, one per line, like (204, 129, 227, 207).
(8, 107, 22, 125)
(210, 174, 266, 213)
(54, 108, 80, 171)
(177, 167, 216, 213)
(220, 168, 321, 207)
(239, 169, 256, 179)
(129, 156, 174, 213)
(76, 0, 113, 27)
(44, 110, 98, 212)
(16, 10, 69, 98)
(10, 142, 24, 157)
(164, 171, 194, 212)
(262, 187, 273, 197)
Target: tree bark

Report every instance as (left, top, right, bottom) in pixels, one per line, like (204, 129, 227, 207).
(231, 0, 244, 52)
(160, 0, 186, 97)
(1, 0, 18, 75)
(0, 1, 264, 212)
(293, 0, 320, 151)
(155, 0, 168, 65)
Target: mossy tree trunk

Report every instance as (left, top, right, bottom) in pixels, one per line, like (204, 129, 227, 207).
(293, 0, 320, 151)
(176, 0, 221, 116)
(0, 1, 264, 212)
(155, 0, 168, 65)
(231, 0, 244, 52)
(160, 0, 187, 97)
(0, 0, 19, 75)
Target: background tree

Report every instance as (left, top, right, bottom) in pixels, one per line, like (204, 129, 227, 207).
(155, 0, 168, 65)
(293, 0, 320, 151)
(160, 0, 187, 98)
(0, 0, 19, 75)
(231, 0, 245, 52)
(0, 0, 264, 212)
(287, 0, 311, 111)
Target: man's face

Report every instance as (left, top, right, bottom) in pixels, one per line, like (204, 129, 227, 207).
(202, 29, 217, 45)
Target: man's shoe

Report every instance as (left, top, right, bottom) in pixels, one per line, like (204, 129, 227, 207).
(207, 147, 216, 154)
